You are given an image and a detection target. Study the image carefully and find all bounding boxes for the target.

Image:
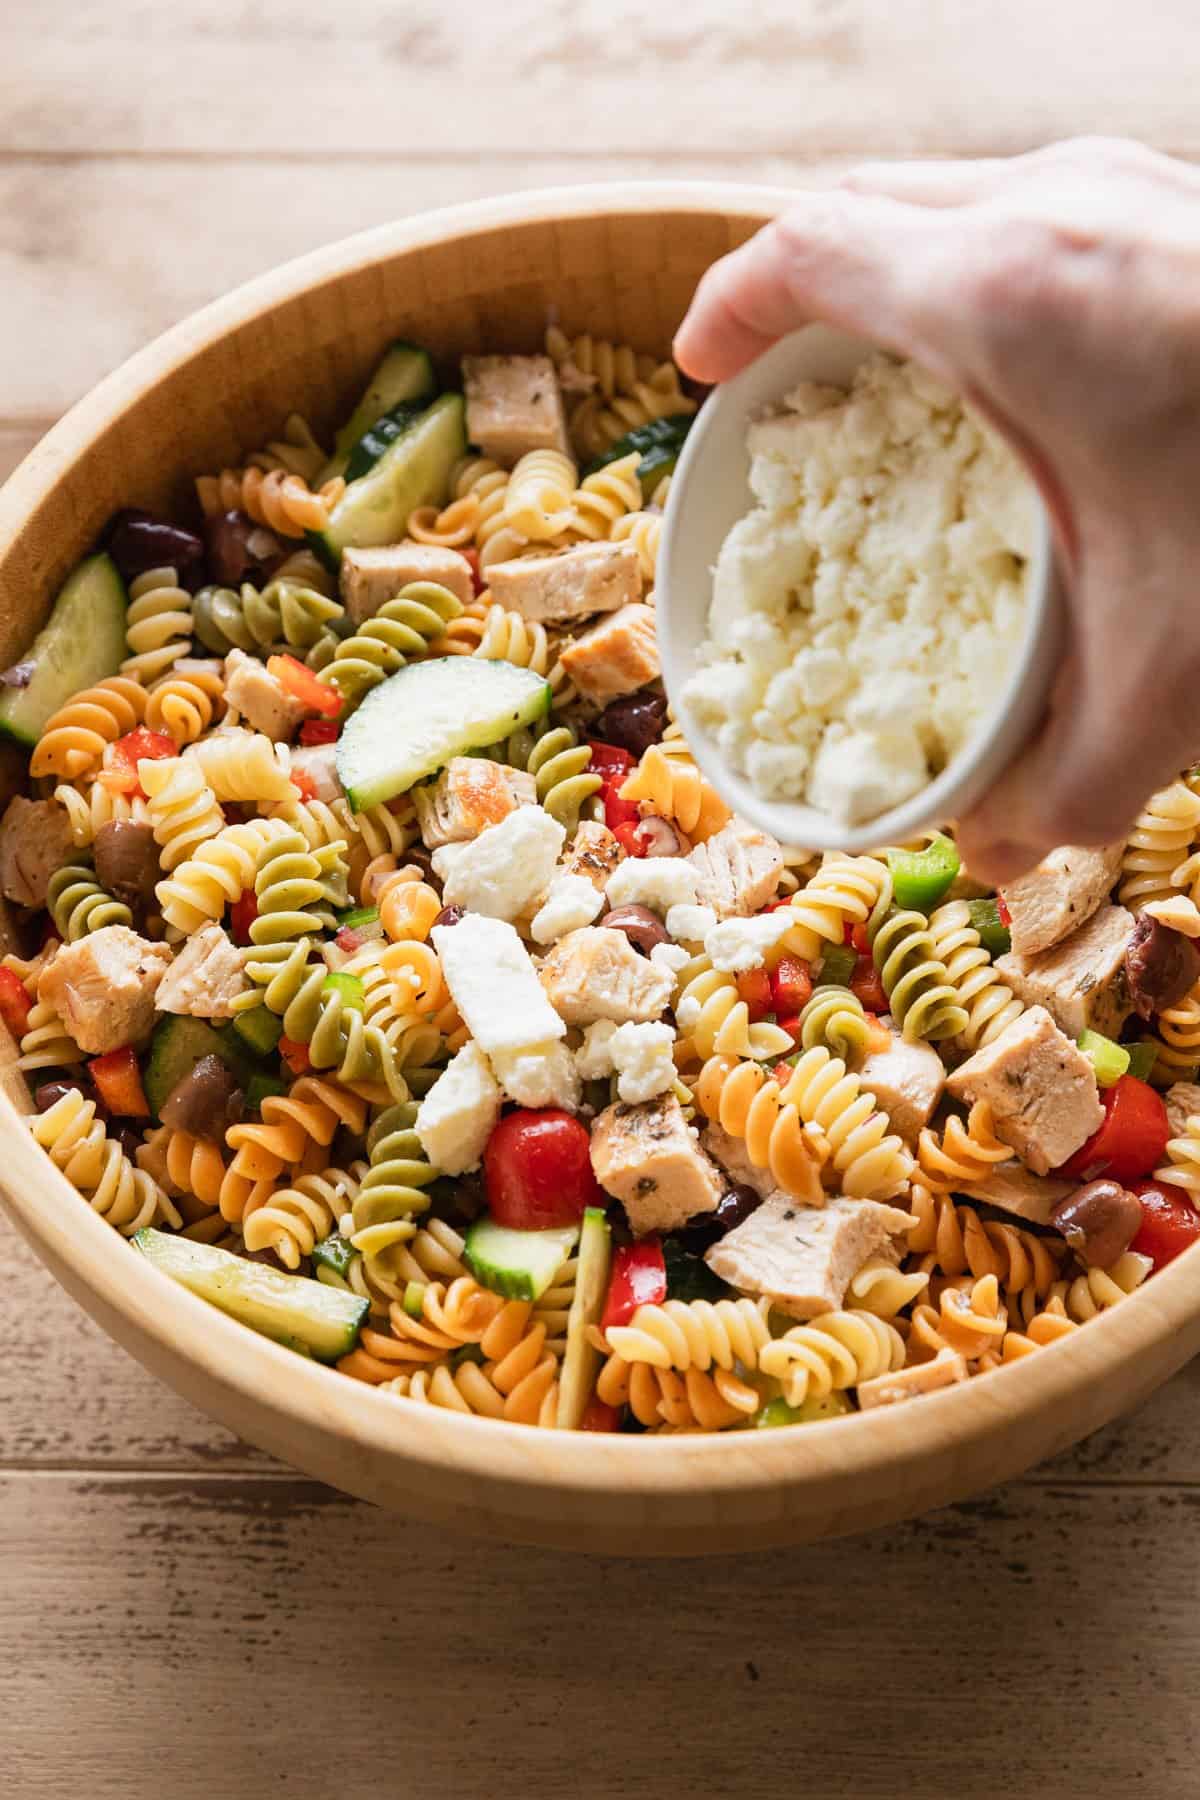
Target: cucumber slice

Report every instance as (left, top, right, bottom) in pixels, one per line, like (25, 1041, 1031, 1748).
(0, 553, 128, 748)
(337, 656, 550, 811)
(229, 1005, 283, 1059)
(309, 394, 466, 568)
(134, 1228, 367, 1362)
(322, 342, 436, 481)
(311, 1232, 356, 1280)
(556, 1207, 612, 1430)
(143, 1016, 256, 1120)
(343, 401, 427, 485)
(463, 1215, 580, 1302)
(581, 414, 694, 500)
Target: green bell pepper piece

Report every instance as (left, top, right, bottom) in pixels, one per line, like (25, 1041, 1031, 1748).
(1125, 1040, 1160, 1084)
(1077, 1029, 1130, 1088)
(754, 1392, 854, 1428)
(966, 895, 1011, 958)
(816, 944, 857, 988)
(887, 833, 961, 912)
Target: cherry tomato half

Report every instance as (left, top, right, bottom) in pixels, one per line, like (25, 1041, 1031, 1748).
(483, 1108, 606, 1231)
(1131, 1181, 1200, 1270)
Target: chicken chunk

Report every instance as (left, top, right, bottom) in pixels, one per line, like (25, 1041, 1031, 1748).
(946, 1005, 1103, 1175)
(413, 756, 527, 850)
(705, 1193, 915, 1320)
(857, 1348, 969, 1410)
(38, 925, 171, 1054)
(0, 796, 75, 909)
(687, 817, 783, 919)
(701, 1121, 776, 1200)
(288, 742, 344, 803)
(539, 925, 673, 1025)
(155, 924, 249, 1020)
(486, 542, 641, 624)
(557, 604, 659, 706)
(857, 1031, 946, 1140)
(1002, 841, 1125, 957)
(462, 353, 570, 466)
(339, 542, 475, 625)
(590, 1093, 724, 1235)
(996, 904, 1135, 1040)
(559, 820, 625, 893)
(952, 1162, 1075, 1227)
(223, 649, 307, 743)
(1165, 1082, 1200, 1139)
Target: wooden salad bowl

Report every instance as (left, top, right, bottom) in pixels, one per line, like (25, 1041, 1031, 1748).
(1, 186, 1197, 1555)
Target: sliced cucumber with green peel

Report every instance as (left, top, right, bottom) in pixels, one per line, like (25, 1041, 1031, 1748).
(464, 1215, 580, 1303)
(321, 341, 436, 481)
(581, 413, 694, 500)
(0, 553, 128, 748)
(135, 1229, 367, 1361)
(343, 401, 427, 484)
(556, 1207, 612, 1430)
(311, 1232, 357, 1281)
(143, 1015, 256, 1120)
(229, 1005, 283, 1060)
(309, 393, 466, 568)
(337, 656, 551, 810)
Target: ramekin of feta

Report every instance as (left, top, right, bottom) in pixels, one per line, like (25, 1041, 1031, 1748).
(658, 325, 1064, 853)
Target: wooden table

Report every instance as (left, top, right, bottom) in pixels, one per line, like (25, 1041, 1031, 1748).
(6, 6, 1200, 1794)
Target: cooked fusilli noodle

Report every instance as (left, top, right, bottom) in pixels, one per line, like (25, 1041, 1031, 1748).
(47, 864, 131, 940)
(927, 898, 1024, 1051)
(618, 743, 730, 843)
(758, 1311, 905, 1407)
(1119, 780, 1200, 910)
(195, 465, 345, 539)
(503, 448, 577, 541)
(32, 1089, 178, 1236)
(121, 565, 193, 683)
(144, 659, 227, 745)
(140, 756, 227, 871)
(31, 676, 148, 780)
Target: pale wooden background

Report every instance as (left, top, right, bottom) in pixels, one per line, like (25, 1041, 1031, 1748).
(6, 5, 1200, 1795)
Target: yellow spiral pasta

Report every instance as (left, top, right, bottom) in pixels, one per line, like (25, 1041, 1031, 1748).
(17, 1000, 84, 1071)
(30, 676, 149, 780)
(137, 1126, 227, 1211)
(139, 755, 226, 872)
(463, 604, 576, 705)
(242, 1162, 365, 1269)
(316, 1216, 468, 1315)
(31, 1089, 177, 1237)
(195, 465, 345, 539)
(869, 907, 969, 1043)
(906, 1181, 1064, 1295)
(776, 855, 892, 964)
(319, 580, 463, 704)
(545, 326, 660, 397)
(1118, 779, 1200, 910)
(916, 1102, 1010, 1193)
(568, 451, 642, 541)
(156, 816, 292, 935)
(408, 455, 526, 566)
(845, 1256, 930, 1319)
(618, 743, 730, 844)
(121, 565, 193, 683)
(927, 899, 1024, 1051)
(758, 1311, 905, 1407)
(673, 955, 794, 1064)
(596, 1356, 757, 1430)
(185, 729, 296, 804)
(1040, 1252, 1155, 1324)
(612, 506, 663, 585)
(144, 659, 226, 745)
(564, 366, 696, 461)
(1150, 982, 1200, 1085)
(53, 781, 150, 848)
(604, 1296, 772, 1373)
(1153, 1112, 1200, 1198)
(47, 864, 131, 941)
(503, 448, 577, 541)
(907, 1272, 1008, 1362)
(248, 412, 328, 484)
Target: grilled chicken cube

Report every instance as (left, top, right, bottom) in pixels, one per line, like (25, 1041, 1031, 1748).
(560, 820, 626, 893)
(155, 924, 249, 1020)
(462, 353, 570, 467)
(946, 1004, 1103, 1175)
(952, 1162, 1075, 1227)
(339, 542, 475, 625)
(857, 1348, 969, 1409)
(1001, 840, 1125, 957)
(704, 1192, 914, 1320)
(223, 649, 307, 742)
(37, 925, 171, 1054)
(996, 903, 1136, 1040)
(590, 1093, 724, 1235)
(487, 541, 641, 623)
(687, 817, 783, 919)
(413, 756, 528, 850)
(557, 603, 659, 706)
(857, 1031, 945, 1140)
(539, 925, 673, 1025)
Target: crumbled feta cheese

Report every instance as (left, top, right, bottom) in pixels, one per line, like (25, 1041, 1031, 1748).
(605, 855, 699, 916)
(608, 1021, 678, 1104)
(491, 1039, 581, 1111)
(666, 902, 718, 944)
(433, 915, 564, 1055)
(650, 941, 691, 979)
(414, 1041, 502, 1175)
(575, 1019, 620, 1080)
(432, 807, 565, 922)
(681, 354, 1035, 824)
(705, 910, 794, 973)
(530, 872, 606, 945)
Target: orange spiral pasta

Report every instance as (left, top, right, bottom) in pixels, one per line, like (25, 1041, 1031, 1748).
(375, 866, 442, 943)
(907, 1273, 1009, 1363)
(144, 659, 227, 745)
(30, 676, 149, 780)
(195, 465, 345, 539)
(916, 1102, 1010, 1193)
(137, 1126, 227, 1211)
(220, 1078, 367, 1223)
(618, 744, 730, 844)
(338, 1278, 502, 1382)
(906, 1182, 1063, 1296)
(596, 1356, 757, 1430)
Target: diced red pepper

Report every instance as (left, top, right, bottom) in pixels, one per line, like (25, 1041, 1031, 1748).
(849, 923, 871, 954)
(769, 955, 813, 1017)
(849, 954, 888, 1014)
(267, 653, 343, 718)
(764, 896, 794, 913)
(736, 968, 772, 1022)
(0, 967, 31, 1039)
(114, 727, 177, 769)
(230, 891, 258, 945)
(460, 546, 484, 595)
(612, 821, 646, 858)
(587, 741, 635, 785)
(579, 1397, 622, 1433)
(1131, 1181, 1200, 1270)
(603, 786, 642, 832)
(601, 1238, 667, 1331)
(775, 1014, 802, 1045)
(278, 1036, 312, 1076)
(289, 769, 319, 802)
(996, 893, 1012, 928)
(773, 1060, 796, 1086)
(88, 1046, 149, 1118)
(1059, 1075, 1170, 1185)
(299, 717, 339, 747)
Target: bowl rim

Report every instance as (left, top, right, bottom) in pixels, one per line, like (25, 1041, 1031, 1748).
(0, 180, 1196, 1512)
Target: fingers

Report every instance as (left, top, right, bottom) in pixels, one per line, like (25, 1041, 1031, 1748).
(837, 157, 1010, 208)
(674, 193, 961, 384)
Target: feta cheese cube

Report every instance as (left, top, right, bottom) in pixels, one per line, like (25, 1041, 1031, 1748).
(433, 915, 565, 1055)
(414, 1041, 502, 1175)
(530, 873, 606, 946)
(491, 1039, 581, 1111)
(607, 1021, 677, 1104)
(665, 902, 718, 944)
(432, 806, 565, 922)
(605, 855, 699, 916)
(704, 910, 795, 973)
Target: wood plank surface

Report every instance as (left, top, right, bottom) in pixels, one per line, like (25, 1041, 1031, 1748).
(5, 3, 1200, 1793)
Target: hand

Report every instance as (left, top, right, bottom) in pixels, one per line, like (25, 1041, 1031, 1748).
(674, 138, 1200, 883)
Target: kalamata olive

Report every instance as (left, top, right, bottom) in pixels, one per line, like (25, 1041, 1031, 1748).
(591, 693, 669, 760)
(633, 815, 690, 858)
(34, 1077, 88, 1113)
(432, 905, 464, 931)
(203, 509, 286, 587)
(160, 1055, 245, 1139)
(1052, 1179, 1145, 1269)
(1125, 913, 1200, 1020)
(682, 1183, 762, 1249)
(111, 1125, 145, 1164)
(601, 904, 669, 956)
(93, 821, 161, 909)
(106, 509, 207, 592)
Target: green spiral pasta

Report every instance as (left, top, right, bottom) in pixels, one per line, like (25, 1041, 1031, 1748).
(319, 581, 464, 704)
(797, 985, 869, 1061)
(869, 907, 969, 1044)
(245, 829, 348, 993)
(527, 725, 604, 831)
(245, 943, 406, 1100)
(47, 864, 132, 941)
(349, 1102, 439, 1268)
(193, 577, 345, 657)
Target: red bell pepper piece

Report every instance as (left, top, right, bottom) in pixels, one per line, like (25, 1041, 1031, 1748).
(289, 768, 319, 802)
(0, 967, 31, 1039)
(579, 1397, 622, 1433)
(612, 821, 646, 858)
(849, 953, 888, 1014)
(1059, 1075, 1170, 1185)
(601, 1238, 667, 1331)
(603, 787, 642, 832)
(267, 653, 343, 718)
(230, 890, 258, 945)
(1131, 1181, 1200, 1270)
(335, 925, 367, 954)
(736, 968, 772, 1022)
(769, 955, 813, 1017)
(775, 1014, 803, 1045)
(996, 893, 1012, 928)
(299, 717, 339, 747)
(115, 727, 177, 769)
(587, 741, 635, 785)
(88, 1046, 149, 1118)
(773, 1059, 796, 1086)
(278, 1036, 312, 1076)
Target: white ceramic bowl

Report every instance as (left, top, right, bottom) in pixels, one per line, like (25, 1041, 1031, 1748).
(658, 325, 1066, 853)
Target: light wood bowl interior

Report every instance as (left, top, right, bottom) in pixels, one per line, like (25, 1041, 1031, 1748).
(1, 185, 1196, 1555)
